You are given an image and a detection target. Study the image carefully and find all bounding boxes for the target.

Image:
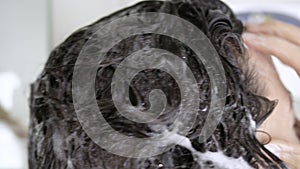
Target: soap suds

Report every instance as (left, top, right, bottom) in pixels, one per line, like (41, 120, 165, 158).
(165, 132, 254, 169)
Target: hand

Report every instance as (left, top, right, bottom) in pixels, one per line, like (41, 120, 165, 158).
(265, 139, 300, 169)
(244, 20, 300, 76)
(243, 20, 300, 169)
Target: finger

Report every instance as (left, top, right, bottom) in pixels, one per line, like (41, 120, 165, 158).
(265, 140, 300, 169)
(247, 48, 299, 144)
(246, 20, 300, 47)
(243, 32, 300, 76)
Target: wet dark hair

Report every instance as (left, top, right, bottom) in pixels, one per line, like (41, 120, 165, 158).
(29, 0, 288, 168)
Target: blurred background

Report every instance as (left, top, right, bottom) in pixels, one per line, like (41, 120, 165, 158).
(0, 0, 300, 168)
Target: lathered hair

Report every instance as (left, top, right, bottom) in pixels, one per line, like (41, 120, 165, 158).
(29, 0, 288, 168)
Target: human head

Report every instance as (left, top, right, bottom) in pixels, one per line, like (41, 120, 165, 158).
(29, 0, 287, 168)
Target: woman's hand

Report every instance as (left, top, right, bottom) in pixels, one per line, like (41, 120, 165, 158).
(265, 139, 300, 169)
(244, 20, 300, 76)
(243, 20, 300, 169)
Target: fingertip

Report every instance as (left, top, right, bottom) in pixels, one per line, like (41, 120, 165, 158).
(244, 22, 263, 31)
(242, 32, 261, 45)
(242, 32, 257, 40)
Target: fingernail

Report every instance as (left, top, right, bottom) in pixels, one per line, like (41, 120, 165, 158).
(265, 144, 281, 157)
(242, 32, 258, 41)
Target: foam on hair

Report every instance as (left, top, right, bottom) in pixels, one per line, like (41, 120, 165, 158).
(29, 0, 287, 168)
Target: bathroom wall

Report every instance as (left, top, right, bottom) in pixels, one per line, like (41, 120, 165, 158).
(50, 0, 128, 48)
(0, 0, 49, 168)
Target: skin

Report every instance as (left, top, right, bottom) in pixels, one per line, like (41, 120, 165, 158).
(243, 20, 300, 169)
